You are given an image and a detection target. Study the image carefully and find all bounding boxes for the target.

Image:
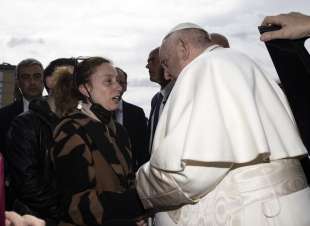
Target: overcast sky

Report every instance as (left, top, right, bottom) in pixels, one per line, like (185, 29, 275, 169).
(1, 0, 309, 115)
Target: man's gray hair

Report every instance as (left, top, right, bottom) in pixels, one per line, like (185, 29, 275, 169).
(15, 58, 43, 79)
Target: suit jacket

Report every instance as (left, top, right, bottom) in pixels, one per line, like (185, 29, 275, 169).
(0, 99, 23, 154)
(147, 82, 174, 154)
(122, 101, 149, 172)
(147, 93, 161, 153)
(148, 93, 159, 125)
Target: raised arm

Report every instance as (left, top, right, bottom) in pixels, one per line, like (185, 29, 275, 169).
(260, 12, 310, 41)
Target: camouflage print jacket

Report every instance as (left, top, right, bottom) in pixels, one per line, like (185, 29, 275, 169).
(50, 111, 145, 226)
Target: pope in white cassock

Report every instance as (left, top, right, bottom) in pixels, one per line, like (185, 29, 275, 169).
(136, 23, 310, 226)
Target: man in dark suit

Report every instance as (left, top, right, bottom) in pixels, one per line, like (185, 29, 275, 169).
(0, 58, 44, 209)
(115, 67, 149, 172)
(0, 58, 44, 154)
(146, 47, 173, 153)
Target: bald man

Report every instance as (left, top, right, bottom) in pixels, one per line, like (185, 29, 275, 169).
(146, 47, 174, 154)
(210, 32, 230, 48)
(136, 23, 310, 226)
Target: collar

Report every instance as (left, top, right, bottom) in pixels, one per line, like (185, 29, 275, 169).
(28, 97, 59, 126)
(80, 102, 100, 122)
(22, 97, 29, 112)
(161, 80, 175, 101)
(205, 44, 222, 52)
(80, 102, 112, 124)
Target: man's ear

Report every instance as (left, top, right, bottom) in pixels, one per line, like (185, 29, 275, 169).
(177, 38, 190, 61)
(78, 84, 90, 98)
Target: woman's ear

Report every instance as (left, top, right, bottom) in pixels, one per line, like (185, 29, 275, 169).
(78, 84, 89, 98)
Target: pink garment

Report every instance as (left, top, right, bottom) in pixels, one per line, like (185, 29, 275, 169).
(0, 154, 5, 226)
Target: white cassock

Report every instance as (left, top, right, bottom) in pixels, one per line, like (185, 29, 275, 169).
(136, 45, 310, 226)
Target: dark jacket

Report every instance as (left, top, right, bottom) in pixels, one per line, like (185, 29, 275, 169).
(6, 97, 60, 225)
(146, 92, 161, 152)
(0, 99, 24, 209)
(0, 99, 23, 154)
(122, 101, 149, 171)
(51, 110, 145, 226)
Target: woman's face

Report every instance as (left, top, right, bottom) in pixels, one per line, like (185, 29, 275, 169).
(84, 63, 122, 111)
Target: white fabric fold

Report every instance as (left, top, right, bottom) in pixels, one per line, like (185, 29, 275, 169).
(150, 46, 307, 172)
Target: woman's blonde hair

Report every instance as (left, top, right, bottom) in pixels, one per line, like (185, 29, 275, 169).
(52, 66, 79, 117)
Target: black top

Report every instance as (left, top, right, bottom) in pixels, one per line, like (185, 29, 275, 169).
(6, 97, 60, 225)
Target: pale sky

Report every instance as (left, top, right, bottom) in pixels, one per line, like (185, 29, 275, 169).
(1, 0, 309, 115)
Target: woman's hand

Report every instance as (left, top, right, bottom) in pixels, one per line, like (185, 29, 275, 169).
(5, 212, 45, 226)
(136, 218, 147, 226)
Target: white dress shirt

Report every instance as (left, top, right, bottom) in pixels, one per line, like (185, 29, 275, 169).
(22, 97, 29, 112)
(115, 99, 124, 125)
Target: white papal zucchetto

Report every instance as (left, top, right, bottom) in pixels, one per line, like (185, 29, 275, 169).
(165, 22, 208, 38)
